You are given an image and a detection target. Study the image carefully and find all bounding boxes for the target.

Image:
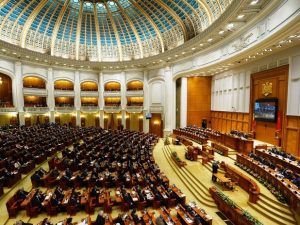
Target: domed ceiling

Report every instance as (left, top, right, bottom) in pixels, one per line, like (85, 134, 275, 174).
(0, 0, 232, 62)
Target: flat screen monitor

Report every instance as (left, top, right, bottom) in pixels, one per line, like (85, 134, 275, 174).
(145, 113, 152, 119)
(254, 98, 278, 122)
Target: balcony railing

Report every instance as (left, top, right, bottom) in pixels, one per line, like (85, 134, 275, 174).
(54, 89, 75, 97)
(55, 106, 75, 112)
(81, 106, 99, 112)
(126, 90, 144, 96)
(24, 107, 49, 112)
(103, 105, 121, 113)
(80, 90, 99, 97)
(0, 107, 16, 112)
(126, 105, 143, 113)
(103, 90, 121, 97)
(23, 87, 47, 96)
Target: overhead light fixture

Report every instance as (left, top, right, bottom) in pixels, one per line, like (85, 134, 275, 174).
(182, 52, 185, 55)
(250, 0, 259, 5)
(192, 47, 196, 50)
(237, 14, 245, 19)
(0, 77, 2, 85)
(207, 38, 213, 42)
(227, 23, 234, 30)
(199, 43, 204, 47)
(219, 30, 224, 35)
(1, 49, 6, 52)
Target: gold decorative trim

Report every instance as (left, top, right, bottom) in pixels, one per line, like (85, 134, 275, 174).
(262, 81, 272, 96)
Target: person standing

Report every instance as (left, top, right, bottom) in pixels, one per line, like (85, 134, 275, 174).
(212, 161, 219, 182)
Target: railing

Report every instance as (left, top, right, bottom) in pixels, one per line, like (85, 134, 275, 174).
(23, 87, 47, 96)
(126, 90, 144, 96)
(126, 105, 143, 113)
(103, 91, 121, 97)
(0, 107, 16, 112)
(103, 105, 121, 113)
(80, 90, 99, 97)
(54, 90, 75, 97)
(54, 106, 75, 112)
(24, 107, 49, 112)
(81, 106, 99, 112)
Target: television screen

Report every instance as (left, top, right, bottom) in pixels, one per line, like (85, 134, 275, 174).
(254, 98, 278, 122)
(145, 113, 152, 119)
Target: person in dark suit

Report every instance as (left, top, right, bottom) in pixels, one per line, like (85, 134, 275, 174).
(17, 188, 29, 200)
(15, 220, 33, 225)
(114, 214, 125, 225)
(94, 210, 105, 225)
(212, 161, 219, 182)
(50, 194, 60, 206)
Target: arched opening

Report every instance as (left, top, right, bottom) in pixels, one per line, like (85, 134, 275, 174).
(80, 81, 98, 91)
(126, 97, 144, 106)
(0, 73, 13, 107)
(127, 80, 143, 91)
(54, 80, 74, 90)
(23, 76, 46, 89)
(104, 81, 121, 92)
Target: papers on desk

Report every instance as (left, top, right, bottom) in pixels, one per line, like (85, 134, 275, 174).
(181, 194, 186, 197)
(64, 198, 69, 204)
(56, 222, 63, 225)
(162, 194, 168, 199)
(116, 191, 120, 195)
(184, 215, 193, 224)
(78, 219, 88, 225)
(132, 197, 138, 202)
(45, 192, 52, 200)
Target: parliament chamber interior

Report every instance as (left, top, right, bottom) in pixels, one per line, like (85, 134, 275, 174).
(0, 0, 299, 225)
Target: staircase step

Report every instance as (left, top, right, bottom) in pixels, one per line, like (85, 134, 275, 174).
(163, 146, 217, 208)
(259, 194, 293, 216)
(259, 192, 290, 209)
(248, 201, 297, 225)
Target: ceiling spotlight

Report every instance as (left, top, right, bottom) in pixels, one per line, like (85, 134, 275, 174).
(167, 57, 171, 60)
(12, 52, 17, 55)
(207, 38, 213, 42)
(182, 52, 185, 55)
(1, 49, 6, 52)
(199, 43, 204, 47)
(250, 0, 259, 5)
(288, 39, 292, 43)
(175, 55, 178, 57)
(237, 14, 245, 19)
(35, 58, 39, 61)
(276, 44, 282, 48)
(227, 23, 234, 30)
(219, 30, 224, 35)
(192, 47, 196, 50)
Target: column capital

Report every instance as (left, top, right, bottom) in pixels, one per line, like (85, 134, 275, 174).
(15, 61, 22, 67)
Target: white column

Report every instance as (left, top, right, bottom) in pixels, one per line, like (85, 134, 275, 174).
(180, 77, 187, 128)
(120, 71, 126, 109)
(47, 68, 55, 123)
(122, 110, 126, 129)
(15, 62, 25, 125)
(74, 70, 81, 126)
(99, 72, 105, 128)
(164, 66, 175, 136)
(99, 110, 104, 128)
(99, 72, 104, 110)
(143, 70, 149, 133)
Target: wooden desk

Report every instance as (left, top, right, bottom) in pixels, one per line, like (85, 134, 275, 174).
(220, 162, 260, 203)
(172, 186, 186, 205)
(20, 189, 37, 208)
(158, 208, 182, 225)
(255, 149, 300, 174)
(237, 154, 300, 212)
(213, 173, 231, 190)
(176, 205, 194, 225)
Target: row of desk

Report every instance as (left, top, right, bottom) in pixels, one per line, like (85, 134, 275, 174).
(236, 154, 300, 212)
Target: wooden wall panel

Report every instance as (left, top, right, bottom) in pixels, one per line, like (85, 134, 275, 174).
(211, 111, 250, 133)
(149, 113, 163, 137)
(0, 73, 13, 106)
(285, 116, 300, 156)
(187, 77, 211, 127)
(250, 65, 288, 147)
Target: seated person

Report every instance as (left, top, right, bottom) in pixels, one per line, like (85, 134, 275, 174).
(15, 220, 33, 225)
(17, 188, 29, 200)
(94, 210, 105, 225)
(114, 214, 125, 225)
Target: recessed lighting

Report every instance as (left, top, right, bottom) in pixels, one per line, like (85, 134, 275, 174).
(80, 65, 84, 67)
(175, 55, 178, 57)
(250, 0, 259, 5)
(63, 64, 66, 66)
(192, 47, 196, 50)
(219, 30, 224, 35)
(182, 52, 185, 55)
(288, 39, 292, 43)
(12, 52, 17, 55)
(35, 58, 39, 61)
(199, 43, 204, 47)
(167, 57, 171, 60)
(227, 23, 234, 29)
(1, 49, 6, 52)
(26, 55, 30, 58)
(103, 66, 106, 69)
(237, 14, 245, 19)
(207, 38, 213, 42)
(276, 45, 282, 48)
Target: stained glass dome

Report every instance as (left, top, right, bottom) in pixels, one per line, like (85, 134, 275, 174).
(0, 0, 233, 62)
